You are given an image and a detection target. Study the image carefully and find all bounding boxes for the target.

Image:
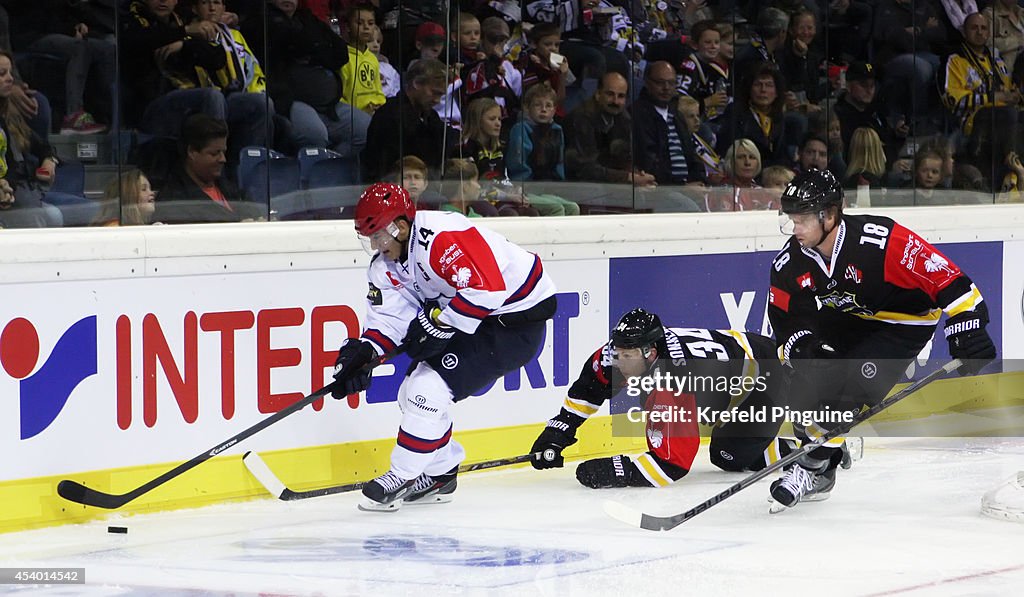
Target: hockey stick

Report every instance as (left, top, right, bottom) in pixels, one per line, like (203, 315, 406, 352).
(57, 345, 406, 509)
(604, 359, 962, 531)
(242, 450, 537, 501)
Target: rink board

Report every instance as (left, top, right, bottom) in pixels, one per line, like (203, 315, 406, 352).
(1, 208, 1023, 532)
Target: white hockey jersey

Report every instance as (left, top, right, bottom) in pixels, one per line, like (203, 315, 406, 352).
(360, 211, 557, 355)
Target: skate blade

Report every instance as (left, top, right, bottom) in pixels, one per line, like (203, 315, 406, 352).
(358, 498, 404, 512)
(768, 499, 789, 514)
(404, 493, 455, 505)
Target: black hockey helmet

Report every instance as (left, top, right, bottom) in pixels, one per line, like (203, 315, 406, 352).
(611, 309, 665, 351)
(780, 168, 844, 215)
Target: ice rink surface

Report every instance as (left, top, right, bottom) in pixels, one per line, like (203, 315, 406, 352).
(1, 438, 1021, 597)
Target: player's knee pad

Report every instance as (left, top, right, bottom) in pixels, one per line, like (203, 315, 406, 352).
(398, 362, 455, 422)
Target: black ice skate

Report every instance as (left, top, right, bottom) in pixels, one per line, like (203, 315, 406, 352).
(769, 461, 835, 512)
(403, 467, 458, 505)
(359, 471, 415, 512)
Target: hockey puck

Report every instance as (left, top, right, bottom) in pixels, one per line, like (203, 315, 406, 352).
(107, 526, 128, 534)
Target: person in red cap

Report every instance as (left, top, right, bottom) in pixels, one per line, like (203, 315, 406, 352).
(414, 21, 446, 64)
(332, 182, 557, 512)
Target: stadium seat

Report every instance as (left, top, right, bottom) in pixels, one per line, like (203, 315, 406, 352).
(298, 147, 357, 189)
(238, 146, 301, 202)
(50, 160, 86, 197)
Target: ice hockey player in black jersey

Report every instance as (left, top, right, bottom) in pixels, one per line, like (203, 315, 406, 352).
(529, 308, 795, 488)
(768, 168, 996, 509)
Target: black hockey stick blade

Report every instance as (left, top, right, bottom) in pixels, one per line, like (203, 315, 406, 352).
(604, 359, 961, 531)
(243, 450, 534, 501)
(58, 345, 406, 509)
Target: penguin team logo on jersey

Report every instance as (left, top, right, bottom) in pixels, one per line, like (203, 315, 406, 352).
(819, 291, 873, 315)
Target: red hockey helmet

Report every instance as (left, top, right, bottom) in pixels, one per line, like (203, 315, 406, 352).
(354, 182, 416, 236)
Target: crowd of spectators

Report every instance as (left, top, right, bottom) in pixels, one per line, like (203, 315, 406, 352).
(2, 0, 1024, 227)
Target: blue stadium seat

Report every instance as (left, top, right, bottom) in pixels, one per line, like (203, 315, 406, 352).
(238, 146, 301, 201)
(298, 146, 357, 189)
(50, 160, 86, 197)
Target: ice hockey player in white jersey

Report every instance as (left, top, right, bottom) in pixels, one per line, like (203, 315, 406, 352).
(333, 182, 557, 511)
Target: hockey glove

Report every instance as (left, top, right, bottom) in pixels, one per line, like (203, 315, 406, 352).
(783, 331, 836, 369)
(530, 412, 582, 469)
(945, 311, 996, 375)
(576, 455, 650, 488)
(404, 308, 456, 362)
(331, 339, 377, 399)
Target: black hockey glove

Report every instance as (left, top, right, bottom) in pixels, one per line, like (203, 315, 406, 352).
(331, 339, 377, 399)
(575, 455, 650, 488)
(530, 413, 582, 469)
(783, 331, 836, 369)
(945, 311, 996, 375)
(404, 309, 456, 361)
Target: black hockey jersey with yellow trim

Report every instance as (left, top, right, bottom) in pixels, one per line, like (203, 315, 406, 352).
(560, 327, 773, 421)
(768, 214, 984, 354)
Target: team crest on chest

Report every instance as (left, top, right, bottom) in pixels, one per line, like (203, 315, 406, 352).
(844, 265, 863, 284)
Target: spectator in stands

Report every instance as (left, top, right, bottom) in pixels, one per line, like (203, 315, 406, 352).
(9, 0, 115, 134)
(517, 22, 572, 111)
(677, 95, 724, 185)
(460, 17, 521, 128)
(563, 71, 635, 186)
(188, 0, 274, 168)
(708, 138, 778, 211)
(153, 114, 265, 223)
(413, 22, 446, 66)
(999, 150, 1024, 199)
(920, 135, 985, 191)
(460, 97, 537, 216)
(908, 148, 946, 205)
(761, 164, 795, 191)
(0, 50, 62, 228)
(832, 62, 904, 166)
(843, 127, 887, 192)
(710, 21, 736, 121)
(341, 4, 385, 116)
(507, 84, 581, 216)
(388, 155, 445, 209)
(676, 20, 729, 121)
(794, 133, 833, 176)
(983, 0, 1024, 75)
(524, 0, 630, 80)
(242, 0, 365, 158)
(362, 58, 448, 181)
(716, 63, 789, 167)
(0, 5, 52, 139)
(92, 169, 157, 226)
(873, 0, 947, 135)
(440, 158, 486, 217)
(121, 0, 228, 138)
(779, 8, 824, 116)
(734, 7, 789, 81)
(563, 69, 702, 213)
(944, 12, 1021, 186)
(632, 61, 706, 202)
(371, 26, 401, 98)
